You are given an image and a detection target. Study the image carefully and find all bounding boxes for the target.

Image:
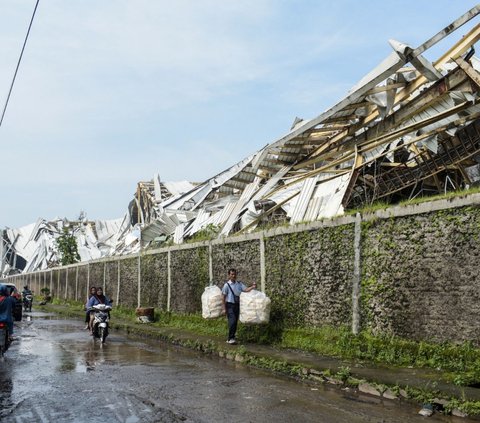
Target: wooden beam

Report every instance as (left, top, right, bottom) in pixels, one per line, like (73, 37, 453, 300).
(307, 23, 480, 163)
(454, 56, 480, 88)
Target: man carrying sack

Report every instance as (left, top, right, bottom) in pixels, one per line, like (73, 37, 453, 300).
(221, 268, 256, 344)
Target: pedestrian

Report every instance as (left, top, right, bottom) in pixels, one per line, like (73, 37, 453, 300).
(221, 268, 256, 344)
(86, 287, 112, 334)
(0, 284, 16, 340)
(84, 286, 97, 330)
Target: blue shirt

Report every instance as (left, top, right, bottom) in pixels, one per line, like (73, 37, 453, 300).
(222, 281, 247, 304)
(87, 295, 112, 309)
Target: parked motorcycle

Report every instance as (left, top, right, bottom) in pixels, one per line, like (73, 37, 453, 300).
(91, 304, 112, 343)
(23, 294, 33, 312)
(0, 322, 11, 358)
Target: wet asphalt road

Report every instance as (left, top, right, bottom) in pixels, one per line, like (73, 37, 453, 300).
(0, 311, 473, 423)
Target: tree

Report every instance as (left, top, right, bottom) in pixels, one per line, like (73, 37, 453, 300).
(56, 227, 80, 265)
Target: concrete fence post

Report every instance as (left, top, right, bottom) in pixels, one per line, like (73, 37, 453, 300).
(208, 243, 213, 283)
(65, 268, 68, 300)
(87, 263, 90, 292)
(116, 260, 120, 306)
(352, 212, 362, 335)
(137, 254, 141, 308)
(167, 250, 171, 312)
(260, 234, 266, 292)
(57, 270, 60, 299)
(75, 266, 79, 301)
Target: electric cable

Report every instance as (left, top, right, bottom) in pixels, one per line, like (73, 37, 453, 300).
(0, 0, 40, 129)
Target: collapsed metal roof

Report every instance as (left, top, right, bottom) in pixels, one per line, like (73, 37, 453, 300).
(128, 6, 480, 248)
(3, 6, 480, 273)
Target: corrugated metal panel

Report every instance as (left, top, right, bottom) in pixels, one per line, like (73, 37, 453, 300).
(220, 182, 259, 235)
(173, 223, 185, 244)
(290, 177, 319, 224)
(315, 173, 351, 219)
(303, 197, 323, 222)
(189, 209, 211, 234)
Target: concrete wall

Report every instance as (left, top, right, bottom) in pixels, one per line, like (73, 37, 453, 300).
(12, 193, 480, 345)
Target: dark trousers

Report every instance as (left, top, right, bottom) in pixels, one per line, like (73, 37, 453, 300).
(226, 302, 240, 340)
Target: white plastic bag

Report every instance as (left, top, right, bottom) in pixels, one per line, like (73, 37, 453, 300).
(239, 290, 271, 324)
(201, 285, 224, 319)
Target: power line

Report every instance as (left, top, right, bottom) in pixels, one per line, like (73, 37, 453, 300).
(0, 0, 40, 129)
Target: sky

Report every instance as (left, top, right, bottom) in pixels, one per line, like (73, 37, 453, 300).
(0, 0, 478, 229)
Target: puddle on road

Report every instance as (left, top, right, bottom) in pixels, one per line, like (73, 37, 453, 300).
(13, 311, 196, 376)
(1, 312, 476, 423)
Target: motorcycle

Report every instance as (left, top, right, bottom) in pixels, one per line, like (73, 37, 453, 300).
(91, 304, 112, 343)
(0, 322, 11, 358)
(23, 294, 33, 312)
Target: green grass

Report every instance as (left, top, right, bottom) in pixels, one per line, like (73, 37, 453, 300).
(279, 326, 480, 384)
(151, 311, 226, 337)
(346, 186, 480, 216)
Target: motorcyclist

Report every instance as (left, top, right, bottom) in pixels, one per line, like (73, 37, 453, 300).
(86, 287, 112, 334)
(0, 284, 16, 340)
(22, 286, 33, 297)
(22, 286, 33, 305)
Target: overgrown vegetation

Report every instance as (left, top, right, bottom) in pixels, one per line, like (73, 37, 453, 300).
(186, 224, 221, 243)
(347, 185, 480, 216)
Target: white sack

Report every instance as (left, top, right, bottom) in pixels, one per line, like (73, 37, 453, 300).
(201, 285, 224, 319)
(239, 290, 271, 324)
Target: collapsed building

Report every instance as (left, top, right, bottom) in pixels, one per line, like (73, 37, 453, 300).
(2, 6, 480, 274)
(130, 7, 480, 245)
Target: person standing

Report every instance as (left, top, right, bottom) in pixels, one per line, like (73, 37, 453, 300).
(221, 268, 256, 344)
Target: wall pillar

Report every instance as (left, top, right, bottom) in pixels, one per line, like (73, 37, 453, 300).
(259, 234, 266, 292)
(87, 263, 90, 291)
(137, 254, 141, 308)
(167, 250, 171, 312)
(65, 268, 68, 299)
(116, 260, 120, 306)
(208, 243, 213, 284)
(352, 212, 362, 335)
(75, 266, 79, 301)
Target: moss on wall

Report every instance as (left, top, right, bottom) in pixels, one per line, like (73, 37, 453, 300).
(104, 261, 118, 303)
(77, 265, 89, 303)
(212, 240, 261, 286)
(265, 224, 355, 329)
(140, 253, 168, 310)
(89, 262, 104, 289)
(170, 247, 209, 313)
(361, 206, 480, 344)
(118, 257, 139, 308)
